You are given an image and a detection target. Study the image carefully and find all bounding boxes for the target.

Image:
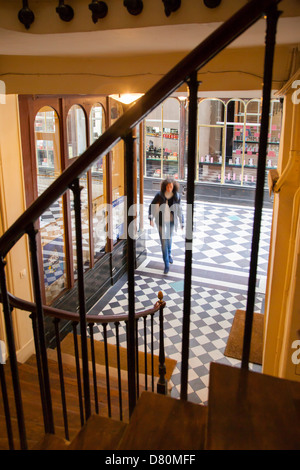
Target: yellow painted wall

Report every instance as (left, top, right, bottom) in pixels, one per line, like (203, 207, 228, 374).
(263, 71, 300, 382)
(0, 45, 294, 96)
(0, 94, 34, 362)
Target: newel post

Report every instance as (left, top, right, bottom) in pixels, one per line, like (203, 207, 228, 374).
(157, 291, 168, 395)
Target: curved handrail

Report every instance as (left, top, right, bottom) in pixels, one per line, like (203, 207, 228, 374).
(0, 0, 280, 257)
(2, 291, 165, 324)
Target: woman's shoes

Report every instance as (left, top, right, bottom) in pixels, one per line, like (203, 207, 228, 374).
(164, 267, 169, 274)
(169, 255, 173, 264)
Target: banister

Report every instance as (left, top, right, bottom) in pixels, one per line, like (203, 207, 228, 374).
(0, 0, 281, 257)
(2, 291, 165, 325)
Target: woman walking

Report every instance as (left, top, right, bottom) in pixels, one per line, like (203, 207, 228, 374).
(149, 178, 184, 274)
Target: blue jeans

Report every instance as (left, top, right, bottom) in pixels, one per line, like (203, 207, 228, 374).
(158, 222, 174, 269)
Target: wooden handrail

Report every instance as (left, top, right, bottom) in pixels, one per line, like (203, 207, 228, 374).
(0, 0, 281, 257)
(2, 291, 165, 324)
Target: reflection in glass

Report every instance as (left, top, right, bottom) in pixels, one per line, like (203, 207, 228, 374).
(34, 106, 66, 304)
(67, 105, 87, 158)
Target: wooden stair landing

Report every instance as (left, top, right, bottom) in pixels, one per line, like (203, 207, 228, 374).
(206, 362, 300, 450)
(117, 391, 208, 450)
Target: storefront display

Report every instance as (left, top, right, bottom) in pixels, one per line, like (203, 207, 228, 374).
(144, 96, 283, 189)
(144, 97, 180, 180)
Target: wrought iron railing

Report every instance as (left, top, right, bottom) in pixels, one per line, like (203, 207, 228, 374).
(0, 0, 281, 450)
(0, 290, 166, 448)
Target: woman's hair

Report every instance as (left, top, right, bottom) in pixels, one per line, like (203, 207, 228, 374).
(160, 177, 179, 194)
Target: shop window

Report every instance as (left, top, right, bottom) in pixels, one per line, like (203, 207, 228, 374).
(90, 104, 107, 260)
(144, 97, 180, 180)
(225, 99, 246, 185)
(34, 106, 67, 304)
(197, 99, 225, 184)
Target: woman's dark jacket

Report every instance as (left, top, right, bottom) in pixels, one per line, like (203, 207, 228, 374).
(148, 191, 184, 230)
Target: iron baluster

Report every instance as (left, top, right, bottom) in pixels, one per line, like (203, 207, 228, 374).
(151, 313, 154, 392)
(102, 323, 111, 417)
(69, 179, 91, 421)
(114, 321, 123, 421)
(242, 4, 281, 369)
(72, 321, 84, 426)
(0, 362, 14, 449)
(143, 316, 148, 391)
(124, 131, 136, 416)
(27, 223, 55, 433)
(180, 71, 199, 400)
(53, 318, 69, 440)
(135, 318, 139, 398)
(29, 311, 49, 434)
(157, 292, 167, 395)
(88, 322, 99, 414)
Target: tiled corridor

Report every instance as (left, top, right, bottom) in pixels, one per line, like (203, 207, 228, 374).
(88, 197, 273, 405)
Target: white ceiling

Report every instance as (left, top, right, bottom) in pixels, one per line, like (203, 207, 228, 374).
(0, 16, 299, 57)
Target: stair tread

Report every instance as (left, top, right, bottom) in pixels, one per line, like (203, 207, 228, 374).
(0, 355, 129, 449)
(68, 414, 127, 450)
(117, 391, 207, 450)
(61, 333, 177, 381)
(206, 362, 300, 450)
(32, 433, 70, 450)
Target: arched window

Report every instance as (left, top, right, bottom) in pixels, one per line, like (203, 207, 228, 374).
(66, 104, 87, 158)
(34, 106, 66, 304)
(90, 104, 107, 260)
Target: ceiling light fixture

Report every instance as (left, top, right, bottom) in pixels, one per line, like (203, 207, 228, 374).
(123, 0, 143, 16)
(162, 0, 181, 17)
(18, 0, 35, 30)
(109, 94, 144, 105)
(89, 1, 108, 22)
(56, 0, 74, 22)
(203, 0, 222, 8)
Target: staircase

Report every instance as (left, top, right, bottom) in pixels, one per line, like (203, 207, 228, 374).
(2, 0, 300, 452)
(2, 352, 300, 450)
(0, 352, 130, 450)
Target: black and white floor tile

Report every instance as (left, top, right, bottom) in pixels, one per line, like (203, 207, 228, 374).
(88, 197, 273, 405)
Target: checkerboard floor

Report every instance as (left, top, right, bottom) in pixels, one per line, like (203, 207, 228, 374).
(88, 198, 272, 405)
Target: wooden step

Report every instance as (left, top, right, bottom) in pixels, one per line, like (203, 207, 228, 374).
(60, 333, 177, 383)
(68, 414, 127, 450)
(117, 391, 208, 450)
(205, 362, 300, 450)
(32, 434, 70, 450)
(0, 354, 129, 449)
